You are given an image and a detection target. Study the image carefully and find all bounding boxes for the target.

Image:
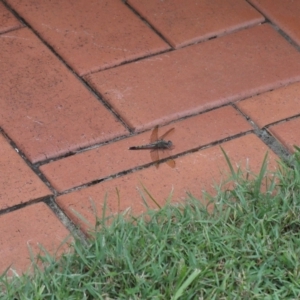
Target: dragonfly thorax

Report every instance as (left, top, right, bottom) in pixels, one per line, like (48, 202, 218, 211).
(155, 140, 173, 149)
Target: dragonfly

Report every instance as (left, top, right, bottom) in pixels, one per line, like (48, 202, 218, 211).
(129, 126, 176, 168)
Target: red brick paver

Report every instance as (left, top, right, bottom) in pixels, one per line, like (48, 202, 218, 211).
(237, 81, 300, 128)
(6, 0, 170, 76)
(1, 0, 300, 275)
(0, 202, 71, 275)
(0, 133, 51, 210)
(268, 117, 300, 154)
(86, 24, 300, 132)
(56, 134, 277, 234)
(249, 0, 300, 46)
(128, 0, 264, 48)
(0, 1, 22, 33)
(0, 28, 127, 164)
(40, 106, 252, 192)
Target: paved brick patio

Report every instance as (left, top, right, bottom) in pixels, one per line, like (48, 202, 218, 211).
(1, 0, 300, 274)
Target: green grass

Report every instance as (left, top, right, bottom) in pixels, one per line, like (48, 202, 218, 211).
(2, 147, 300, 299)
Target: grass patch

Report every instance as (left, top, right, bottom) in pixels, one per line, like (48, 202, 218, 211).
(1, 149, 300, 299)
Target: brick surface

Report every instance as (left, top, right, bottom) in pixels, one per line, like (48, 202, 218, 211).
(0, 28, 127, 164)
(56, 134, 277, 234)
(2, 0, 300, 277)
(0, 134, 51, 211)
(128, 0, 264, 48)
(237, 82, 300, 128)
(249, 0, 300, 46)
(6, 0, 170, 76)
(0, 2, 22, 34)
(268, 117, 300, 153)
(0, 202, 71, 275)
(85, 24, 300, 132)
(40, 106, 252, 192)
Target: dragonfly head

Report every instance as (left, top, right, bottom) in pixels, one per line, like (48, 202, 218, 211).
(166, 140, 174, 149)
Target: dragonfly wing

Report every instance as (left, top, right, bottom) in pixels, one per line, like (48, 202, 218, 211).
(159, 127, 175, 140)
(159, 148, 176, 168)
(150, 149, 160, 168)
(150, 126, 175, 169)
(150, 126, 159, 143)
(165, 158, 176, 168)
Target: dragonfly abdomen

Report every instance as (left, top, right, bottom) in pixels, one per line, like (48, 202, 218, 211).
(129, 145, 154, 150)
(129, 140, 173, 150)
